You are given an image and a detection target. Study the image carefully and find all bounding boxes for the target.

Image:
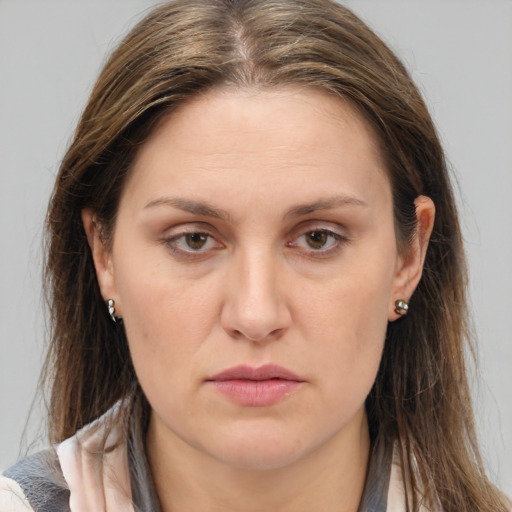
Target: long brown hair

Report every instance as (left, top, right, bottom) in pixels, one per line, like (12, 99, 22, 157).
(43, 1, 510, 510)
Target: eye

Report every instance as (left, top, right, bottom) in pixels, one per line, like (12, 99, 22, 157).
(164, 231, 222, 255)
(182, 232, 210, 250)
(289, 228, 346, 254)
(303, 230, 335, 250)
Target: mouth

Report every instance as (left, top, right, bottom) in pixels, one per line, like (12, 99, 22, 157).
(206, 364, 305, 407)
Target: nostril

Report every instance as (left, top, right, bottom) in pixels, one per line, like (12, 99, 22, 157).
(231, 325, 287, 343)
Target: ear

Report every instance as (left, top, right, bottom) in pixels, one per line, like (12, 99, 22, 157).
(81, 209, 119, 311)
(388, 195, 435, 321)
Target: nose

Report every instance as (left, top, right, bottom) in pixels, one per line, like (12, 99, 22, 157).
(220, 249, 291, 343)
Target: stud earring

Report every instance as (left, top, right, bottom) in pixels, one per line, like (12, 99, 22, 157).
(394, 299, 409, 316)
(107, 299, 119, 323)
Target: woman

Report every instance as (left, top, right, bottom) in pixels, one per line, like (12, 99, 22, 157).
(0, 0, 509, 510)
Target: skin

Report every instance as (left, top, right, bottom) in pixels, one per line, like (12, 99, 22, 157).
(83, 87, 434, 512)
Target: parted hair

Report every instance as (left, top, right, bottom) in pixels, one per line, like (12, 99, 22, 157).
(43, 1, 510, 510)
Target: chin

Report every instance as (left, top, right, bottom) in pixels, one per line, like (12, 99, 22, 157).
(205, 426, 315, 471)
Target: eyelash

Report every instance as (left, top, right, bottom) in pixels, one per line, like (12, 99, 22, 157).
(161, 227, 349, 260)
(162, 230, 223, 257)
(287, 229, 348, 258)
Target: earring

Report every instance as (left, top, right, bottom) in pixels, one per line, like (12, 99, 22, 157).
(394, 299, 409, 316)
(107, 299, 118, 323)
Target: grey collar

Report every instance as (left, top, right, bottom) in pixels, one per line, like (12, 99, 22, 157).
(128, 423, 392, 512)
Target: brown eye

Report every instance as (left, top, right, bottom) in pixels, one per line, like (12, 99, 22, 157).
(305, 231, 329, 249)
(184, 233, 209, 250)
(164, 229, 223, 257)
(288, 228, 346, 255)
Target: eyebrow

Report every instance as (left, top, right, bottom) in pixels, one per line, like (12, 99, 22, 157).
(284, 195, 368, 219)
(144, 197, 231, 221)
(143, 194, 367, 221)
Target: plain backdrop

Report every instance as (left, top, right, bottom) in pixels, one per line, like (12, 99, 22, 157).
(1, 0, 511, 495)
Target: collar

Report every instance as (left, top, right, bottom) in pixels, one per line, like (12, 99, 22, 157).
(56, 402, 404, 512)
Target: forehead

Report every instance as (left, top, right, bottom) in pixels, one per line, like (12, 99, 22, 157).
(124, 86, 390, 214)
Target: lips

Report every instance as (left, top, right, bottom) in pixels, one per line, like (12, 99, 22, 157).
(209, 364, 303, 382)
(207, 364, 305, 407)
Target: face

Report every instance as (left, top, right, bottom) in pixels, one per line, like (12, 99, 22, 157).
(88, 87, 428, 471)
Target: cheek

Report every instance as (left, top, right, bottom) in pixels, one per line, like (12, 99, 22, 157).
(111, 247, 221, 389)
(302, 286, 387, 380)
(295, 254, 394, 405)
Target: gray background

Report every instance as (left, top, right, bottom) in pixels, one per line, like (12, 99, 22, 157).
(1, 0, 511, 495)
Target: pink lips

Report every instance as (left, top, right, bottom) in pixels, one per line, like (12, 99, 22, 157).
(207, 364, 304, 407)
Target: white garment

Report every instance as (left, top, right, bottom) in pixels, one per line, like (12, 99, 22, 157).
(0, 406, 422, 512)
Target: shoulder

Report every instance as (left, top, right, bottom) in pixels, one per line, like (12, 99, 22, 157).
(55, 410, 134, 511)
(1, 403, 135, 512)
(386, 445, 443, 512)
(0, 450, 69, 512)
(0, 476, 33, 512)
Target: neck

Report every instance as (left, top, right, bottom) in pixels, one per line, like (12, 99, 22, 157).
(146, 410, 371, 512)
